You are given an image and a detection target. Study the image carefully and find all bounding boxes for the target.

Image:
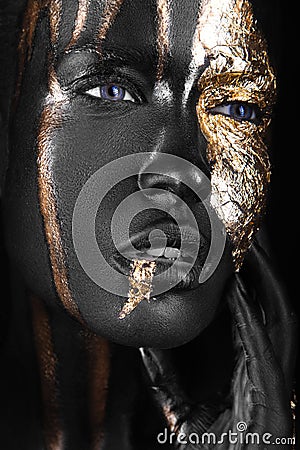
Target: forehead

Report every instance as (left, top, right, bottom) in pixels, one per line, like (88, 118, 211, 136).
(54, 0, 264, 60)
(18, 0, 273, 99)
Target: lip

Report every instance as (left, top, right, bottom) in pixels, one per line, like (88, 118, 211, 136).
(110, 220, 210, 291)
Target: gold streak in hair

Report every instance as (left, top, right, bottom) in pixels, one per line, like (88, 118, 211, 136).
(119, 259, 156, 319)
(15, 0, 61, 105)
(196, 0, 276, 269)
(37, 68, 83, 323)
(15, 0, 43, 105)
(84, 332, 110, 450)
(16, 0, 83, 321)
(156, 0, 170, 81)
(31, 296, 63, 450)
(66, 0, 90, 49)
(97, 0, 125, 52)
(49, 0, 62, 45)
(163, 405, 179, 433)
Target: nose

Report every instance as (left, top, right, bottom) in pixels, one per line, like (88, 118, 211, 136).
(138, 153, 210, 207)
(137, 97, 212, 207)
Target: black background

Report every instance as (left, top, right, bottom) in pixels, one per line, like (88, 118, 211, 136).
(0, 0, 299, 444)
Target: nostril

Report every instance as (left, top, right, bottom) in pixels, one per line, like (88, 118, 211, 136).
(138, 171, 210, 205)
(137, 154, 211, 204)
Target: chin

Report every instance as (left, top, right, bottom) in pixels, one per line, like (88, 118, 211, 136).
(74, 251, 233, 348)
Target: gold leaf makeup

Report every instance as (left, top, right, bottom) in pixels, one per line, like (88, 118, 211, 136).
(66, 0, 90, 49)
(119, 259, 156, 319)
(156, 0, 171, 81)
(98, 0, 125, 52)
(17, 0, 84, 322)
(196, 0, 276, 269)
(31, 296, 63, 450)
(15, 0, 61, 105)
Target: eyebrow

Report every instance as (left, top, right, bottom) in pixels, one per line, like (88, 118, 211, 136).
(101, 46, 157, 68)
(64, 0, 171, 80)
(56, 44, 158, 91)
(62, 43, 157, 67)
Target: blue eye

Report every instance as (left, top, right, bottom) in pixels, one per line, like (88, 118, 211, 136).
(209, 102, 258, 122)
(85, 84, 136, 102)
(101, 84, 125, 101)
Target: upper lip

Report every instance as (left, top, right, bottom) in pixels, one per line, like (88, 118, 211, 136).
(120, 220, 204, 253)
(111, 219, 209, 274)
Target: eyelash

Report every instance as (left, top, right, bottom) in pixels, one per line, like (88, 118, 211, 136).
(78, 78, 261, 122)
(74, 72, 144, 104)
(208, 102, 261, 123)
(85, 83, 137, 103)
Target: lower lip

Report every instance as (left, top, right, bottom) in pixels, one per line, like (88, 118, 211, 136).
(112, 252, 203, 292)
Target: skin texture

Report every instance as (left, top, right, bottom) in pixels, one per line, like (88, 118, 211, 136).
(0, 0, 297, 449)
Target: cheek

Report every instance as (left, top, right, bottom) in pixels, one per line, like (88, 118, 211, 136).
(31, 101, 168, 311)
(3, 94, 235, 347)
(32, 106, 235, 347)
(197, 110, 271, 269)
(48, 101, 162, 246)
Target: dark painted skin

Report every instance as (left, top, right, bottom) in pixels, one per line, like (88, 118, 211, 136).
(3, 0, 235, 349)
(0, 0, 297, 449)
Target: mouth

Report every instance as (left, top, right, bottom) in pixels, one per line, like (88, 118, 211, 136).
(111, 220, 210, 293)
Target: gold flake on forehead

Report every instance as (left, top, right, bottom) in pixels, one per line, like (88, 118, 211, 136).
(49, 0, 62, 45)
(183, 4, 206, 103)
(97, 0, 125, 52)
(119, 259, 156, 319)
(66, 0, 90, 49)
(156, 0, 171, 81)
(195, 0, 276, 269)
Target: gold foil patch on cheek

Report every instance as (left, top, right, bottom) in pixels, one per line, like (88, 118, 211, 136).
(119, 260, 156, 319)
(197, 102, 272, 270)
(195, 0, 276, 270)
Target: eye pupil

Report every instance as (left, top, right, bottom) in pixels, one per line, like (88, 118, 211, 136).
(109, 85, 119, 97)
(209, 102, 258, 122)
(231, 103, 253, 120)
(101, 84, 125, 101)
(238, 105, 245, 117)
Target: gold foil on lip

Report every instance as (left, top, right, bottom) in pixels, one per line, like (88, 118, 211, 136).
(119, 259, 156, 319)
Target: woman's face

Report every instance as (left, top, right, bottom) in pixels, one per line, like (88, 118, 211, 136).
(3, 0, 275, 347)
